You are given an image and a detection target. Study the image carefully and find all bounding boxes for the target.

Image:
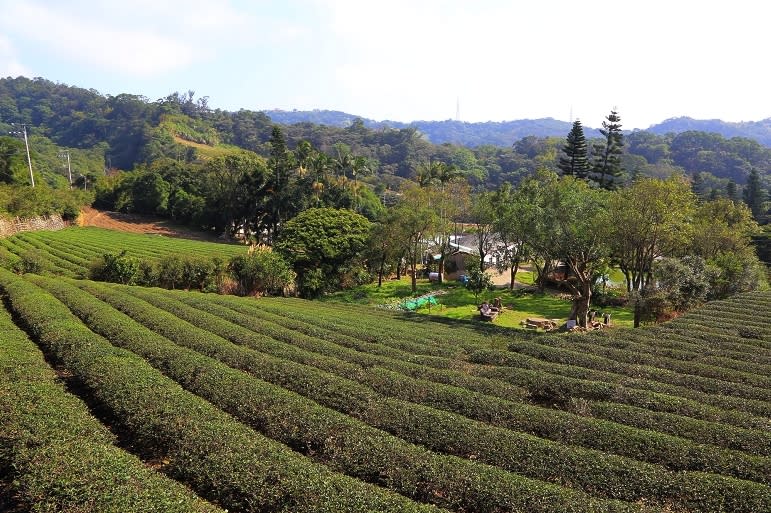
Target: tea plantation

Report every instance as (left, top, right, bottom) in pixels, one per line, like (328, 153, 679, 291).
(0, 231, 769, 512)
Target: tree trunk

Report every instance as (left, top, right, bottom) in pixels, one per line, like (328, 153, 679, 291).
(633, 296, 641, 328)
(377, 253, 385, 287)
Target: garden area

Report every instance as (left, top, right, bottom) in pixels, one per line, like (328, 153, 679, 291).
(323, 268, 635, 330)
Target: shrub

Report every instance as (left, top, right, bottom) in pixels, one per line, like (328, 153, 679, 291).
(19, 249, 45, 274)
(90, 250, 140, 285)
(229, 246, 293, 296)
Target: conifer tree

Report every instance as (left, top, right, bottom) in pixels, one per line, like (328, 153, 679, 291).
(726, 180, 738, 201)
(557, 120, 590, 179)
(591, 109, 624, 189)
(743, 167, 766, 221)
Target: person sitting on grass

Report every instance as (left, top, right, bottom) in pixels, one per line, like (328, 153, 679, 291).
(492, 297, 503, 311)
(479, 301, 497, 320)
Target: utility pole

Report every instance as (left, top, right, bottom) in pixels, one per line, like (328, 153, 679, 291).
(58, 150, 73, 188)
(9, 123, 34, 187)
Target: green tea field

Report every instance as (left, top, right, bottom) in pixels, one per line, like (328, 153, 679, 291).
(1, 265, 769, 512)
(0, 226, 247, 277)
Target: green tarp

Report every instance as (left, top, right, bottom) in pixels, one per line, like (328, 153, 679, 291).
(400, 296, 439, 311)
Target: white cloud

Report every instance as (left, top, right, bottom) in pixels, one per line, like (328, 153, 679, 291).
(0, 36, 32, 77)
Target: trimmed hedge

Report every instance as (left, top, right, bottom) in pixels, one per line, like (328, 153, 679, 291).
(0, 300, 223, 513)
(50, 278, 770, 511)
(0, 270, 443, 513)
(36, 275, 647, 513)
(120, 283, 770, 479)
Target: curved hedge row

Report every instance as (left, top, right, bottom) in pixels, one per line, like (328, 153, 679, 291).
(121, 283, 771, 474)
(470, 349, 770, 431)
(563, 331, 771, 389)
(34, 275, 649, 513)
(157, 286, 771, 455)
(49, 278, 771, 512)
(505, 339, 770, 404)
(0, 299, 223, 513)
(0, 270, 444, 513)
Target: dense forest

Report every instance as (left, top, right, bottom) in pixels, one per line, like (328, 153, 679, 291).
(266, 109, 771, 148)
(0, 76, 769, 190)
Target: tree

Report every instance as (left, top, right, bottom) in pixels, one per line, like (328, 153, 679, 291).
(591, 109, 624, 189)
(607, 176, 696, 326)
(557, 120, 590, 179)
(366, 208, 407, 287)
(413, 159, 467, 283)
(131, 172, 170, 215)
(265, 126, 296, 241)
(275, 207, 371, 298)
(470, 191, 497, 271)
(200, 153, 269, 237)
(0, 136, 26, 184)
(392, 184, 439, 293)
(743, 167, 766, 221)
(490, 183, 530, 290)
(542, 177, 611, 326)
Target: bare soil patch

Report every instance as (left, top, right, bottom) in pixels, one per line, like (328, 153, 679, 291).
(78, 207, 224, 242)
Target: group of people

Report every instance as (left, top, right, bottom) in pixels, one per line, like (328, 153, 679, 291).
(479, 297, 504, 320)
(588, 309, 612, 328)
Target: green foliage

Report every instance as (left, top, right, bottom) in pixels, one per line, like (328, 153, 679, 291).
(558, 120, 590, 179)
(91, 250, 141, 285)
(591, 110, 625, 189)
(276, 207, 371, 297)
(0, 297, 223, 513)
(465, 262, 493, 301)
(228, 246, 293, 295)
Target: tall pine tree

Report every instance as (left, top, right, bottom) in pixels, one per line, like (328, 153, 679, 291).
(558, 120, 590, 179)
(743, 167, 766, 221)
(591, 109, 624, 189)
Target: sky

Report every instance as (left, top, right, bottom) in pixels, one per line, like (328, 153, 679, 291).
(0, 0, 769, 129)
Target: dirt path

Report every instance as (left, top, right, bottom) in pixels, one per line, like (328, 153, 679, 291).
(78, 207, 223, 242)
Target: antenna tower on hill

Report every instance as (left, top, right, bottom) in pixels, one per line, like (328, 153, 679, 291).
(456, 97, 460, 121)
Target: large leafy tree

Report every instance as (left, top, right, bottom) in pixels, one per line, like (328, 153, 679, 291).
(392, 184, 440, 293)
(275, 207, 371, 298)
(490, 183, 531, 290)
(541, 176, 611, 326)
(557, 120, 590, 179)
(607, 176, 696, 326)
(200, 152, 269, 237)
(265, 126, 296, 241)
(591, 109, 624, 189)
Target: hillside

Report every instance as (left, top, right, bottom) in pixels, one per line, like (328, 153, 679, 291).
(265, 108, 771, 148)
(0, 219, 769, 512)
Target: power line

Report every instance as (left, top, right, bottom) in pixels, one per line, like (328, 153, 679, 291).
(58, 150, 73, 189)
(8, 123, 34, 187)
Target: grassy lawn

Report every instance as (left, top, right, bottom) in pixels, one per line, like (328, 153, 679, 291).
(324, 275, 634, 330)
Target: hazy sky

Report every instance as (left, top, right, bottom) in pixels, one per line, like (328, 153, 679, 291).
(0, 0, 768, 129)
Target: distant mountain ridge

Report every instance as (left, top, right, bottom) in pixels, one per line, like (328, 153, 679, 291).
(265, 109, 771, 147)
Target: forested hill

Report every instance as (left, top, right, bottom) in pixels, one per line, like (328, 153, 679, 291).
(266, 109, 771, 148)
(265, 110, 603, 147)
(0, 77, 769, 191)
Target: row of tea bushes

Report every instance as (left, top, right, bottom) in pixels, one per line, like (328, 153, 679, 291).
(0, 270, 444, 513)
(0, 281, 222, 512)
(34, 275, 646, 513)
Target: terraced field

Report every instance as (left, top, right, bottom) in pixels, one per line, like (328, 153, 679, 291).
(0, 226, 247, 277)
(1, 266, 769, 512)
